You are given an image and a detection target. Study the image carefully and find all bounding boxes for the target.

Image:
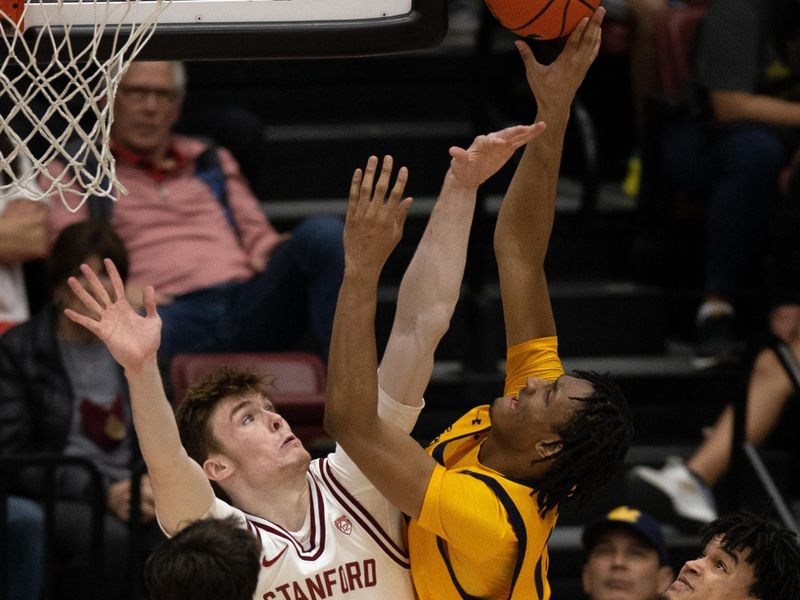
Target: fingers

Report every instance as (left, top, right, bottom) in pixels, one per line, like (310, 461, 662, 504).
(387, 166, 409, 207)
(359, 155, 379, 209)
(143, 285, 158, 318)
(351, 155, 409, 210)
(372, 155, 394, 206)
(497, 122, 547, 144)
(515, 40, 539, 72)
(67, 275, 105, 317)
(80, 263, 113, 308)
(63, 306, 102, 335)
(515, 121, 547, 146)
(104, 258, 125, 303)
(396, 197, 413, 231)
(565, 15, 590, 54)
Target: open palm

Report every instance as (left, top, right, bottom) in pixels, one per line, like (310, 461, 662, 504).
(449, 122, 547, 189)
(64, 258, 162, 372)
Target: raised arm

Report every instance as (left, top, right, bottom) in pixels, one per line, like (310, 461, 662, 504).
(379, 123, 546, 406)
(64, 260, 214, 535)
(325, 156, 434, 518)
(326, 126, 544, 516)
(494, 9, 604, 346)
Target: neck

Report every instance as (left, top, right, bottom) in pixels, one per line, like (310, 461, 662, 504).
(230, 465, 311, 531)
(479, 432, 549, 481)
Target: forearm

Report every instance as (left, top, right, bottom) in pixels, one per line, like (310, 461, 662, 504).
(494, 110, 568, 266)
(393, 170, 476, 339)
(123, 358, 213, 530)
(0, 216, 47, 262)
(379, 171, 476, 405)
(326, 269, 433, 519)
(711, 90, 800, 128)
(124, 360, 185, 468)
(325, 269, 382, 439)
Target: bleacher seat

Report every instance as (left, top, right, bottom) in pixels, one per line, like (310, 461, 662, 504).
(170, 352, 328, 448)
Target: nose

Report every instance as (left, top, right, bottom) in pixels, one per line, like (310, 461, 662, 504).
(610, 550, 627, 567)
(141, 92, 161, 112)
(525, 377, 550, 391)
(681, 557, 703, 576)
(267, 411, 285, 432)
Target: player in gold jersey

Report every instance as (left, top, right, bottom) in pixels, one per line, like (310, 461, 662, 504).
(325, 7, 632, 599)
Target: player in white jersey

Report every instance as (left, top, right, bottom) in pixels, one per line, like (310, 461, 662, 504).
(63, 121, 545, 598)
(204, 387, 418, 599)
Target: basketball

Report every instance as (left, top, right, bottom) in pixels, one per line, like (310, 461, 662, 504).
(484, 0, 601, 40)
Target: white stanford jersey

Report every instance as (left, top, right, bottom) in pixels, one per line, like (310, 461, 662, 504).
(203, 388, 420, 600)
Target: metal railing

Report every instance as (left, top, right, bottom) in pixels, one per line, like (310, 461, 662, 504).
(730, 336, 800, 537)
(0, 454, 105, 600)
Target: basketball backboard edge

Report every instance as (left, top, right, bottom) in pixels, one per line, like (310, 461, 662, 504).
(15, 0, 449, 61)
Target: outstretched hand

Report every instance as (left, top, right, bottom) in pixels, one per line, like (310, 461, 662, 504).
(516, 6, 605, 115)
(64, 258, 162, 372)
(449, 122, 547, 189)
(344, 155, 413, 277)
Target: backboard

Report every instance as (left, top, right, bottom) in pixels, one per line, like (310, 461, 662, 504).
(16, 0, 449, 61)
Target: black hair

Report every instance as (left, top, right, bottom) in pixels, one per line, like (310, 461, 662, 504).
(533, 370, 633, 515)
(145, 516, 261, 600)
(700, 512, 800, 600)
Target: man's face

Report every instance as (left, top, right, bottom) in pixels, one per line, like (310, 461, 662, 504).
(660, 537, 756, 600)
(583, 528, 673, 600)
(112, 61, 182, 159)
(491, 374, 590, 453)
(206, 392, 311, 489)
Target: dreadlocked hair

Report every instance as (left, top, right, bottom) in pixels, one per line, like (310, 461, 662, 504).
(532, 370, 632, 516)
(700, 512, 800, 600)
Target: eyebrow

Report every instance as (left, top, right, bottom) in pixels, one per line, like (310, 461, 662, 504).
(229, 400, 252, 422)
(721, 547, 740, 565)
(547, 377, 560, 406)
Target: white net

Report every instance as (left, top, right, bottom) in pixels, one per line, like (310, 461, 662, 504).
(0, 0, 170, 212)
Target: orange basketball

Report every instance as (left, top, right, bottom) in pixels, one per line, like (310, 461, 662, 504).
(484, 0, 600, 40)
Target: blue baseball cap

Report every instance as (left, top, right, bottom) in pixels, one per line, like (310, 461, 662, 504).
(582, 505, 669, 565)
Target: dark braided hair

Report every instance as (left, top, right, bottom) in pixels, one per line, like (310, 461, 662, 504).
(700, 512, 800, 600)
(532, 370, 632, 515)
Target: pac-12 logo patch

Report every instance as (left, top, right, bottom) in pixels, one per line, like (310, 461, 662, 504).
(335, 515, 353, 535)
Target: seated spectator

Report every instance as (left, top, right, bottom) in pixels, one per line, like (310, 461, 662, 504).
(0, 220, 164, 599)
(632, 197, 800, 530)
(582, 506, 674, 600)
(0, 132, 47, 334)
(658, 512, 799, 600)
(144, 516, 260, 600)
(2, 133, 48, 600)
(603, 0, 687, 198)
(660, 0, 800, 359)
(5, 495, 45, 600)
(632, 318, 799, 530)
(47, 61, 344, 377)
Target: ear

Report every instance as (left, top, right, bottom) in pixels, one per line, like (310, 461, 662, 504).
(203, 454, 235, 482)
(535, 438, 563, 459)
(581, 563, 590, 594)
(658, 565, 675, 593)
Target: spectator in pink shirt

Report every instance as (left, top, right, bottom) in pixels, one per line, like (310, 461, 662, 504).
(48, 61, 344, 379)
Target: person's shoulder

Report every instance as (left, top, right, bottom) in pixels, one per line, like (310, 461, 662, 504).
(172, 134, 211, 160)
(1, 308, 53, 347)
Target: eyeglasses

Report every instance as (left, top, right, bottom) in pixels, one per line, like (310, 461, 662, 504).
(117, 85, 180, 104)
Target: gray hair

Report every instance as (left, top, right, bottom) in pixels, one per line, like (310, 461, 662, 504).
(171, 61, 187, 97)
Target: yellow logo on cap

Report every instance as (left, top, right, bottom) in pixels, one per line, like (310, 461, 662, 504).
(607, 506, 641, 524)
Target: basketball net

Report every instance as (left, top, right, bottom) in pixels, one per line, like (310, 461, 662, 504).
(0, 0, 170, 212)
